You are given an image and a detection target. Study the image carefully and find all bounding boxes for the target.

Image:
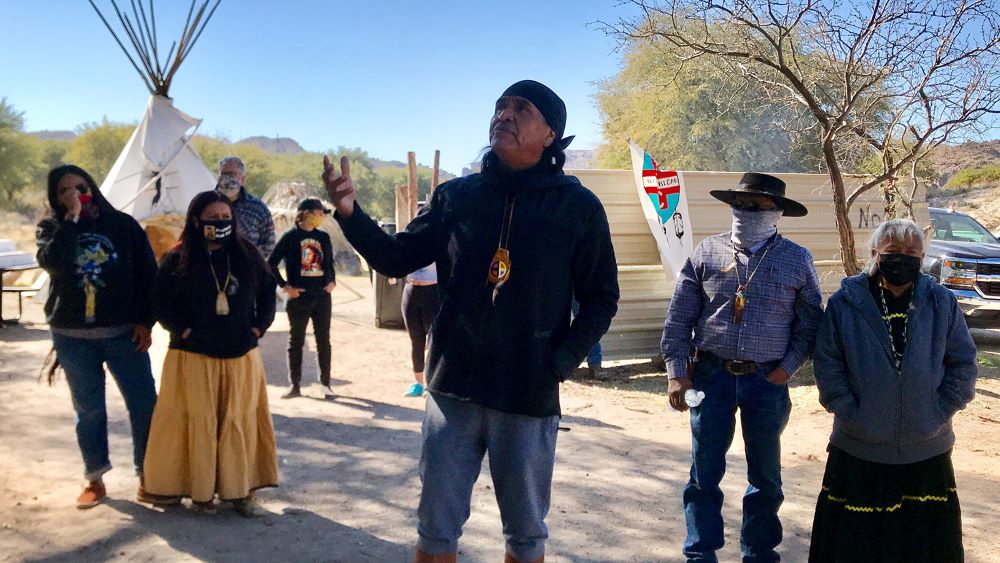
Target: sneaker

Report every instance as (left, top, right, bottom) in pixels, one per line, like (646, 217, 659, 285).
(320, 385, 336, 398)
(76, 480, 106, 509)
(232, 497, 262, 518)
(281, 385, 301, 399)
(136, 485, 181, 507)
(589, 365, 610, 381)
(191, 500, 217, 515)
(403, 383, 425, 397)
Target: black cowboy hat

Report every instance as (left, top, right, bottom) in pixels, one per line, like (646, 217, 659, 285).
(709, 172, 808, 217)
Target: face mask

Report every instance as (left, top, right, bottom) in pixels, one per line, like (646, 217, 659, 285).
(202, 219, 234, 243)
(305, 215, 324, 229)
(878, 253, 921, 286)
(216, 175, 242, 198)
(731, 208, 782, 249)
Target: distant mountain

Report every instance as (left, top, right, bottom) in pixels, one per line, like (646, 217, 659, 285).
(237, 136, 305, 155)
(28, 130, 76, 141)
(565, 149, 596, 169)
(931, 139, 1000, 185)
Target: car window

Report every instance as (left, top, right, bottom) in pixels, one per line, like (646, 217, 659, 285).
(931, 212, 998, 243)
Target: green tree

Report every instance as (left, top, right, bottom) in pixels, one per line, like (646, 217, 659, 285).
(0, 98, 43, 211)
(595, 24, 824, 172)
(66, 119, 134, 183)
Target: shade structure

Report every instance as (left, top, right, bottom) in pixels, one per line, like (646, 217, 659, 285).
(100, 95, 216, 220)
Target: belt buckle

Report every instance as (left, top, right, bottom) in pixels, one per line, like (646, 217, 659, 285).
(725, 360, 756, 376)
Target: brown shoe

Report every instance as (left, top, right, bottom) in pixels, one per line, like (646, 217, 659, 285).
(136, 485, 181, 507)
(76, 481, 106, 509)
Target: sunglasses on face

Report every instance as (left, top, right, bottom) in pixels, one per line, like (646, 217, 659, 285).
(731, 199, 778, 212)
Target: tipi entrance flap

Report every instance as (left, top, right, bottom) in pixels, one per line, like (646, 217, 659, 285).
(100, 96, 216, 220)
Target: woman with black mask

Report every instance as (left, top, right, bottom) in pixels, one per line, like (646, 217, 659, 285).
(810, 218, 978, 561)
(36, 164, 159, 509)
(141, 191, 278, 516)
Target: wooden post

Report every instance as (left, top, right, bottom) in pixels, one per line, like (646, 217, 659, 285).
(431, 150, 440, 192)
(407, 151, 419, 217)
(395, 184, 410, 230)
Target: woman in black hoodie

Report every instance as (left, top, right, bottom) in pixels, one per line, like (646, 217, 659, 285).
(142, 190, 278, 516)
(36, 164, 158, 509)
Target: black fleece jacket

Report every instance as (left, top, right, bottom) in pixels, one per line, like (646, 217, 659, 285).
(336, 164, 619, 417)
(36, 209, 157, 329)
(152, 243, 277, 359)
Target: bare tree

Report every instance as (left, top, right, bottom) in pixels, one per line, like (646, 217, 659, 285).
(605, 0, 1000, 274)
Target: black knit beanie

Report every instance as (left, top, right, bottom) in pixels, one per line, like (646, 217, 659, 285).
(500, 80, 568, 143)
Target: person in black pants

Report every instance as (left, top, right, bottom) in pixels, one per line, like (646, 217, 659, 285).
(268, 198, 337, 398)
(401, 261, 439, 397)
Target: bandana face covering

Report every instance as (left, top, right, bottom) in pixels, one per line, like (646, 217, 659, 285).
(731, 208, 782, 249)
(305, 214, 324, 229)
(202, 219, 234, 243)
(217, 174, 242, 199)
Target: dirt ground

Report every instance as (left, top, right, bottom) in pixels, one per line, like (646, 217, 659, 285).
(2, 276, 999, 562)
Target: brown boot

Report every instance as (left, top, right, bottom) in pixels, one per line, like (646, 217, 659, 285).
(504, 553, 543, 563)
(76, 480, 106, 509)
(414, 548, 457, 563)
(135, 485, 181, 507)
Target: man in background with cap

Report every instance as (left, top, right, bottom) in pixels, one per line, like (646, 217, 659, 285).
(217, 156, 276, 258)
(322, 80, 619, 563)
(661, 173, 823, 562)
(268, 198, 336, 398)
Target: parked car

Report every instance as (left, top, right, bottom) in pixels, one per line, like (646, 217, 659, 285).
(924, 207, 1000, 318)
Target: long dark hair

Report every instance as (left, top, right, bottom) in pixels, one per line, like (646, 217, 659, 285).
(45, 164, 113, 217)
(172, 190, 261, 288)
(40, 164, 114, 386)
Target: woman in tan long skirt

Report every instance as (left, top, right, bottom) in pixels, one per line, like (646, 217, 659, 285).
(143, 190, 278, 516)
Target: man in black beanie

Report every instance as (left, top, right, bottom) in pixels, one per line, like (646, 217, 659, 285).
(322, 79, 619, 562)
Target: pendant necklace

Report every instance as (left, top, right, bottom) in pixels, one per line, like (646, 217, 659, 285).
(487, 195, 516, 303)
(731, 243, 772, 324)
(208, 252, 233, 316)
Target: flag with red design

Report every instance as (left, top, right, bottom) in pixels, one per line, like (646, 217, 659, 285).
(628, 139, 694, 279)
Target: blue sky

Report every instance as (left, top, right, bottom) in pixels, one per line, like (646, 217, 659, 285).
(1, 0, 640, 175)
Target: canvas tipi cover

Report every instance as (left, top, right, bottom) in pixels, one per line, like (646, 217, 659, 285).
(101, 95, 216, 220)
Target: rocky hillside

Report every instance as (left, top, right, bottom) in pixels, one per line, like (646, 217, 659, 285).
(927, 140, 1000, 232)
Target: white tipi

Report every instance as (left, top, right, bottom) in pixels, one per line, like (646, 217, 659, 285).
(90, 0, 221, 220)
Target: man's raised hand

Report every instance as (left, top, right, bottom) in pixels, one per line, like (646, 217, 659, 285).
(322, 155, 356, 218)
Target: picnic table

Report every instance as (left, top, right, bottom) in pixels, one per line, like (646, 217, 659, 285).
(1, 262, 42, 327)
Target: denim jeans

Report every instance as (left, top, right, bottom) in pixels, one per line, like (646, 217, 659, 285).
(683, 358, 791, 562)
(417, 393, 559, 561)
(286, 290, 332, 386)
(586, 342, 602, 368)
(52, 331, 157, 481)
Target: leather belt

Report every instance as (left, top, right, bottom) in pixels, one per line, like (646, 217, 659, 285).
(699, 351, 779, 376)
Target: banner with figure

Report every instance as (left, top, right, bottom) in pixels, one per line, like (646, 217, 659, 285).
(628, 139, 694, 279)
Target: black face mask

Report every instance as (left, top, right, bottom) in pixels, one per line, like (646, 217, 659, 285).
(878, 253, 921, 286)
(201, 219, 235, 243)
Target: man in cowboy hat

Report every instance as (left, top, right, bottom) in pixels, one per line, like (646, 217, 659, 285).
(661, 172, 823, 561)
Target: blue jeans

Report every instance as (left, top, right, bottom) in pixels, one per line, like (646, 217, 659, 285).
(587, 342, 602, 368)
(417, 393, 559, 561)
(52, 331, 157, 481)
(683, 358, 791, 562)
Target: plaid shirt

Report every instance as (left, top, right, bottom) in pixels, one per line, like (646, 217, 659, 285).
(232, 189, 276, 258)
(661, 233, 823, 379)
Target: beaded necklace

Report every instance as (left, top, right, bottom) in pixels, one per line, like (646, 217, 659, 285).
(877, 283, 910, 373)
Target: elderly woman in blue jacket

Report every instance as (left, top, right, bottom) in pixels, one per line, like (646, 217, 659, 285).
(810, 218, 977, 562)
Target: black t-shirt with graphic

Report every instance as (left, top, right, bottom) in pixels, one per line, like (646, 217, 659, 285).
(268, 226, 335, 290)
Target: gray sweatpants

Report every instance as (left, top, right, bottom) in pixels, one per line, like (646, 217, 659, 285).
(417, 392, 560, 561)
